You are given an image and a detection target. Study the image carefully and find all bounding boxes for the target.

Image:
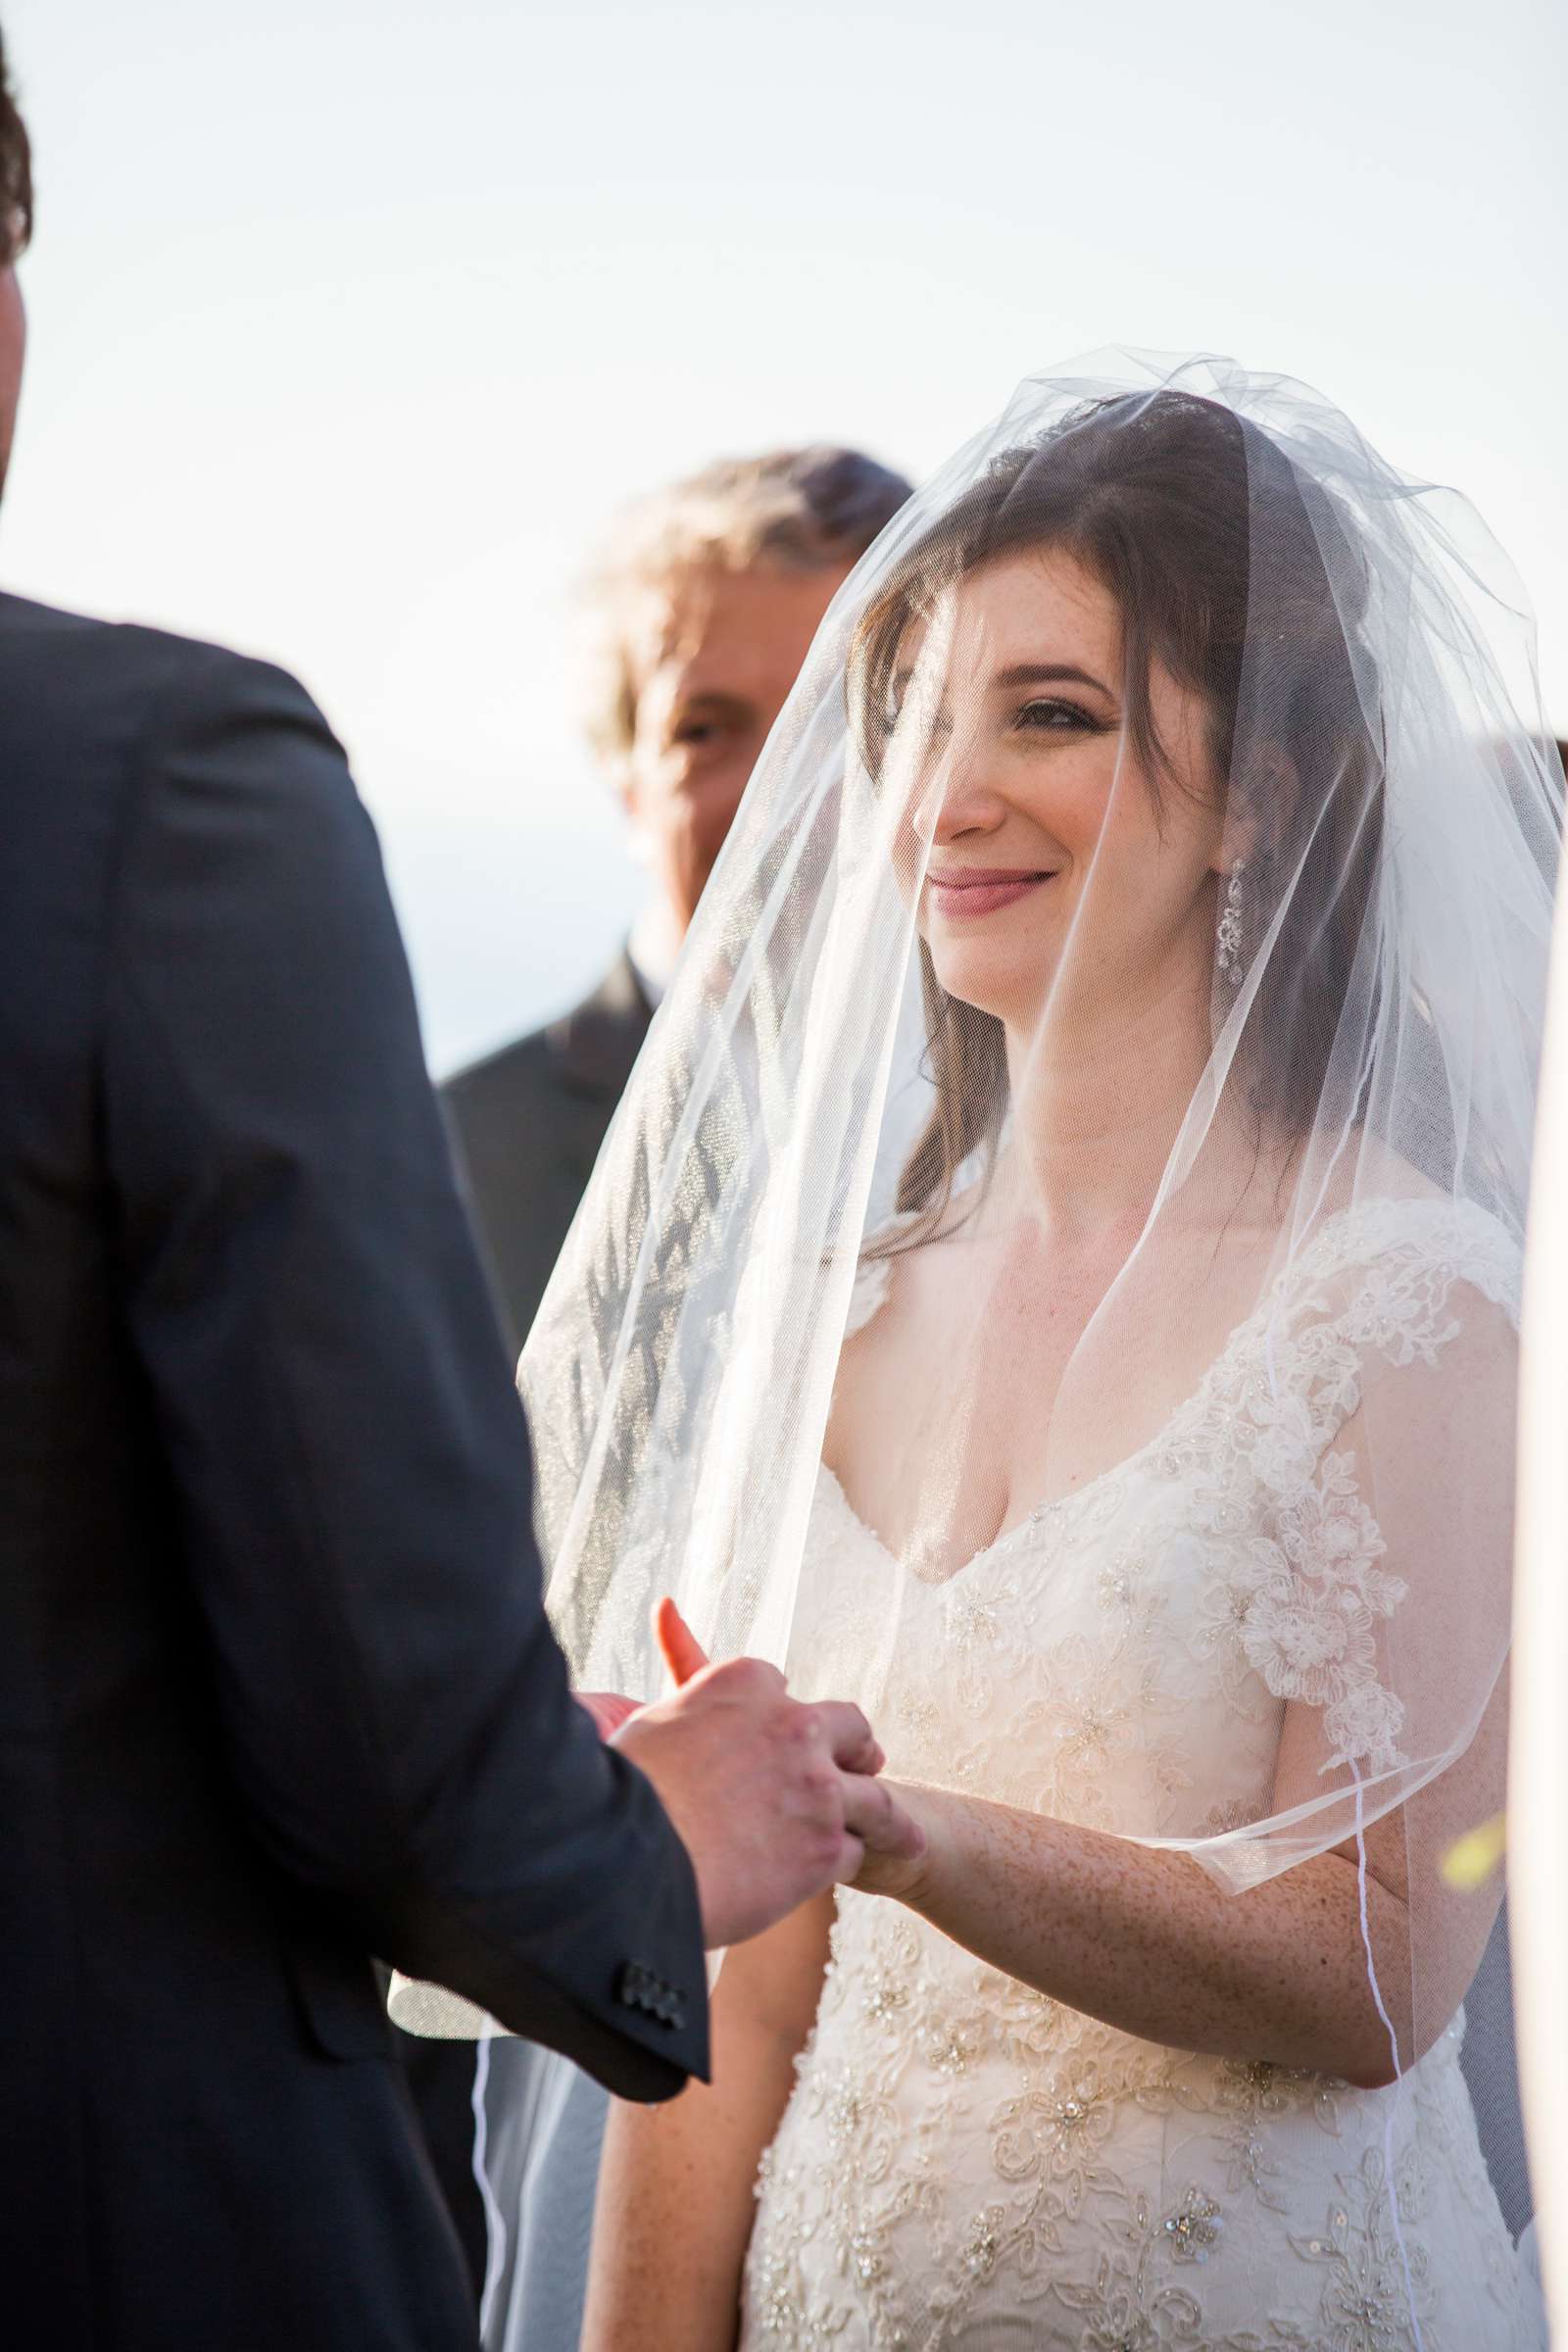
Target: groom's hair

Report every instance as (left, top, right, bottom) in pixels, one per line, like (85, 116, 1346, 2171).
(0, 29, 31, 266)
(577, 445, 911, 765)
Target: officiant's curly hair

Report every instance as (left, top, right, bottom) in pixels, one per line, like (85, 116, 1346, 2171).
(578, 446, 912, 768)
(0, 31, 31, 266)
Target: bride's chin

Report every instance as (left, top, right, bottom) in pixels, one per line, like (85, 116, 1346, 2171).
(927, 952, 1054, 1030)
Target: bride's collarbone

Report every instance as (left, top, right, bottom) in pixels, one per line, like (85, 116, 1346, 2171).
(826, 1216, 1289, 1568)
(826, 1324, 1110, 1576)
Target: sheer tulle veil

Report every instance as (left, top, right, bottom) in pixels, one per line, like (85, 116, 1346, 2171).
(1515, 857, 1568, 2334)
(397, 351, 1563, 2345)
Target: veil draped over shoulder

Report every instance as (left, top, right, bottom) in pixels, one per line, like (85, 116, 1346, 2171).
(402, 354, 1563, 2346)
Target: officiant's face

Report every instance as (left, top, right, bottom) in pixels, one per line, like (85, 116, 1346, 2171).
(618, 559, 850, 933)
(907, 547, 1228, 1038)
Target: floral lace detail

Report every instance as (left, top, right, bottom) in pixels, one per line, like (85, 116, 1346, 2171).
(1152, 1198, 1519, 1780)
(741, 1199, 1537, 2351)
(1233, 1446, 1407, 1773)
(745, 1897, 1535, 2348)
(1288, 2144, 1434, 2350)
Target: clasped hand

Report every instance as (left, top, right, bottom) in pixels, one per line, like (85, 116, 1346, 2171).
(576, 1600, 929, 1947)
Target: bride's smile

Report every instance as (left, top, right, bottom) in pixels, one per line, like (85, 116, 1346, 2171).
(921, 861, 1056, 915)
(901, 545, 1231, 1046)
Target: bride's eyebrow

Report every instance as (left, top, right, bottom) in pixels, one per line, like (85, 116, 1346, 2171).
(993, 662, 1113, 697)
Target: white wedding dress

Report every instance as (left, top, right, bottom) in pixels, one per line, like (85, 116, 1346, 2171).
(740, 1198, 1544, 2351)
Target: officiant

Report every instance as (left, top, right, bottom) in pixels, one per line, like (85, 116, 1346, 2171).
(444, 444, 912, 1353)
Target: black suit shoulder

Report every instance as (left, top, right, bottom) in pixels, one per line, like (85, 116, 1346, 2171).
(0, 592, 344, 807)
(445, 1019, 563, 1123)
(443, 956, 652, 1348)
(0, 586, 310, 690)
(447, 950, 650, 1116)
(0, 587, 318, 677)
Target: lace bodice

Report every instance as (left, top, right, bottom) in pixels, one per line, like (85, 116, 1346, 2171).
(740, 1198, 1541, 2350)
(801, 1197, 1518, 1847)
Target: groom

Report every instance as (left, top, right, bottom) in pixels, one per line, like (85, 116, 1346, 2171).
(0, 41, 918, 2351)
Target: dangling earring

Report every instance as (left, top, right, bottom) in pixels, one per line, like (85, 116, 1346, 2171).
(1217, 858, 1247, 986)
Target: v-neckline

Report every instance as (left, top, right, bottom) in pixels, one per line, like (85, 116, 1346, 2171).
(816, 1387, 1195, 1592)
(814, 1197, 1404, 1589)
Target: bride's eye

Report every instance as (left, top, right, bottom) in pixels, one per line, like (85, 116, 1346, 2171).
(1014, 697, 1097, 734)
(884, 699, 954, 746)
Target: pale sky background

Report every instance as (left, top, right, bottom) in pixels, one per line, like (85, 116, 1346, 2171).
(4, 0, 1564, 1075)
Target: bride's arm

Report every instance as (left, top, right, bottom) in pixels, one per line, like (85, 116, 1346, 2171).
(856, 1310, 1513, 2086)
(581, 1890, 834, 2352)
(854, 1774, 1422, 2087)
(858, 1648, 1505, 2089)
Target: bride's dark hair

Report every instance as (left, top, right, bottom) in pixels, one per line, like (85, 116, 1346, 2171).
(849, 389, 1384, 1228)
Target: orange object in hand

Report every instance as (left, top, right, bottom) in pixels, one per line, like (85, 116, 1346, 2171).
(655, 1596, 710, 1689)
(574, 1599, 710, 1740)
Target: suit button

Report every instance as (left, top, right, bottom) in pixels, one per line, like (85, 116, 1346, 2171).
(616, 1961, 685, 2029)
(614, 1961, 650, 2009)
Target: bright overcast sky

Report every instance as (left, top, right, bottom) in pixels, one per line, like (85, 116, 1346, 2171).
(5, 0, 1564, 1072)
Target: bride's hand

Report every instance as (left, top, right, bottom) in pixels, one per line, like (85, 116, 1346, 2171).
(848, 1779, 942, 1904)
(648, 1600, 929, 1894)
(573, 1690, 642, 1740)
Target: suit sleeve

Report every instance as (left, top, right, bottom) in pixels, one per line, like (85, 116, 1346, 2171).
(100, 643, 708, 2097)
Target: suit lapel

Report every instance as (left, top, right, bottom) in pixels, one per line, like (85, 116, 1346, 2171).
(549, 951, 653, 1106)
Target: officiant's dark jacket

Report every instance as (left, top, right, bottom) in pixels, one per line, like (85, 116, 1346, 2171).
(444, 954, 652, 1354)
(0, 593, 708, 2352)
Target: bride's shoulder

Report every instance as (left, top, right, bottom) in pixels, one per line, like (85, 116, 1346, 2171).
(1290, 1159, 1522, 1334)
(843, 1230, 904, 1341)
(843, 1188, 984, 1342)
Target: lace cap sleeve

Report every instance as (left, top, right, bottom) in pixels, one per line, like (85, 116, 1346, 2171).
(1189, 1192, 1523, 1885)
(1291, 1194, 1523, 1353)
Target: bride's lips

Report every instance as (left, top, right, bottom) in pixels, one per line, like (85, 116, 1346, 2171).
(925, 865, 1057, 917)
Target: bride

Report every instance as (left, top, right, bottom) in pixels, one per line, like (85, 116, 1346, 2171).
(458, 358, 1560, 2347)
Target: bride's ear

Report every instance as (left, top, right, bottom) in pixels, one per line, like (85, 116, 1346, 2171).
(1213, 745, 1297, 878)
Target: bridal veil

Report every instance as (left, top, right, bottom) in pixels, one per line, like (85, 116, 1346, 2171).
(406, 352, 1563, 2344)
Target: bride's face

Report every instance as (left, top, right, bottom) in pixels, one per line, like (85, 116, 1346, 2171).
(904, 547, 1229, 1039)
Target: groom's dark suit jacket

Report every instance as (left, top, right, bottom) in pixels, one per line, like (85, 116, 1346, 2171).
(0, 594, 707, 2351)
(398, 961, 654, 2293)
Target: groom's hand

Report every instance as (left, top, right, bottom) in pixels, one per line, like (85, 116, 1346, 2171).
(611, 1602, 925, 1949)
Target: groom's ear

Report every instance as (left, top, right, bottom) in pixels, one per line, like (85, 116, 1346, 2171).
(0, 31, 31, 269)
(0, 32, 31, 504)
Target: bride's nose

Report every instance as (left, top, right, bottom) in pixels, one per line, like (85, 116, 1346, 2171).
(911, 732, 1008, 848)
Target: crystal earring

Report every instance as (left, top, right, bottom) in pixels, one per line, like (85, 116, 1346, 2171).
(1217, 858, 1247, 986)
